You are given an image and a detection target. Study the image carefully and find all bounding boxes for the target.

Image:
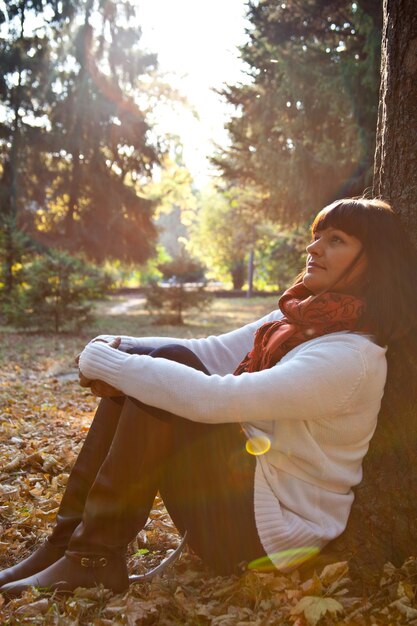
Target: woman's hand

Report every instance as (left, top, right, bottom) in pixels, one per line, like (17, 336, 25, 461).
(76, 337, 124, 397)
(89, 380, 124, 397)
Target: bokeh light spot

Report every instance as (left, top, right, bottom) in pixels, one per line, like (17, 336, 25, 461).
(245, 436, 271, 456)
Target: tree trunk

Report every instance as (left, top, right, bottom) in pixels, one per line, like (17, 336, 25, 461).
(3, 3, 25, 294)
(317, 0, 417, 590)
(230, 261, 245, 291)
(373, 0, 417, 234)
(246, 249, 254, 298)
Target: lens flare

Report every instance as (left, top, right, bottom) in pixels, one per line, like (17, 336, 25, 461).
(248, 546, 320, 571)
(245, 436, 271, 456)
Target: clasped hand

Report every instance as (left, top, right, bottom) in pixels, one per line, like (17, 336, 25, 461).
(76, 337, 124, 398)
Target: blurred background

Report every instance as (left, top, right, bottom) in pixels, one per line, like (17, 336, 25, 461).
(0, 0, 382, 330)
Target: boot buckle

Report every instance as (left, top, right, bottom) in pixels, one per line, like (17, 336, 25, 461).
(80, 556, 108, 568)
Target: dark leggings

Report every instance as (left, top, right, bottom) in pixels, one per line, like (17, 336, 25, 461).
(123, 344, 267, 574)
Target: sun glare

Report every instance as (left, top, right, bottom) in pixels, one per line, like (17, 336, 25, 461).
(135, 0, 249, 185)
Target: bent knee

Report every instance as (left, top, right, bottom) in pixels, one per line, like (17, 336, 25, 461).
(150, 345, 209, 373)
(150, 344, 195, 361)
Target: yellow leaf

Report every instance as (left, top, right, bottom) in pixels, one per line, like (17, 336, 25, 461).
(291, 595, 344, 626)
(397, 580, 414, 601)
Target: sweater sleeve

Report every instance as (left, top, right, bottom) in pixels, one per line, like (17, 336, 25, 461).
(89, 309, 284, 375)
(78, 336, 372, 424)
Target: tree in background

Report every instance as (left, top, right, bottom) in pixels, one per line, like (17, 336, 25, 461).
(255, 223, 306, 291)
(190, 186, 260, 290)
(0, 0, 163, 300)
(148, 155, 198, 259)
(214, 0, 382, 224)
(144, 159, 211, 323)
(0, 1, 75, 293)
(145, 155, 206, 282)
(189, 184, 306, 292)
(37, 0, 160, 264)
(3, 249, 109, 332)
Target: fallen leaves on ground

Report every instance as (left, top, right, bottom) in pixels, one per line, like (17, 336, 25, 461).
(2, 331, 417, 624)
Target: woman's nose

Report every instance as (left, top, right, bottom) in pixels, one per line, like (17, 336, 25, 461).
(306, 239, 320, 255)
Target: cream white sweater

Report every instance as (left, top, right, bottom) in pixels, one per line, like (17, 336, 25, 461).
(79, 309, 387, 569)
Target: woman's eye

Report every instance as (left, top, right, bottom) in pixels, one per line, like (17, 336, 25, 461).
(331, 235, 343, 243)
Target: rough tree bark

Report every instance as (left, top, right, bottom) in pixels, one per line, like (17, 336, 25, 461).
(318, 0, 417, 590)
(373, 0, 417, 232)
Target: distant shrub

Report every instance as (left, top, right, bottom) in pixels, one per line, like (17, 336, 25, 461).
(158, 255, 205, 284)
(144, 281, 212, 325)
(2, 250, 111, 332)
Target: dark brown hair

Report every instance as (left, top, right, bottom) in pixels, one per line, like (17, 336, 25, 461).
(307, 198, 417, 345)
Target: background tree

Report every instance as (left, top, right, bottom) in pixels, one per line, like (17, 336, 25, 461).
(319, 0, 417, 588)
(254, 224, 306, 291)
(0, 1, 74, 293)
(143, 154, 207, 285)
(214, 0, 382, 224)
(147, 155, 198, 260)
(0, 0, 164, 307)
(4, 249, 109, 332)
(190, 186, 261, 290)
(37, 0, 160, 264)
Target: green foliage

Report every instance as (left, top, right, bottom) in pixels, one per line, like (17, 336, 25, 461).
(189, 186, 307, 291)
(2, 251, 110, 332)
(158, 254, 205, 284)
(38, 1, 161, 263)
(0, 218, 32, 293)
(145, 157, 201, 285)
(0, 1, 63, 291)
(101, 244, 171, 289)
(255, 225, 307, 291)
(189, 186, 260, 289)
(0, 0, 164, 280)
(145, 247, 210, 324)
(214, 0, 382, 223)
(144, 282, 212, 325)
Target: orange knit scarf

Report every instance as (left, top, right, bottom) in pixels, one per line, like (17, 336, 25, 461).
(234, 282, 366, 375)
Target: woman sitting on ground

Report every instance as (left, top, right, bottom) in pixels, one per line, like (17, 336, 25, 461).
(1, 197, 416, 596)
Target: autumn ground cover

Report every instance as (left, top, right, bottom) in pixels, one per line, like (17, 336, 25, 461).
(1, 294, 417, 625)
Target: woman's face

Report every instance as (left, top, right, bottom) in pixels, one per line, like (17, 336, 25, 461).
(303, 227, 368, 295)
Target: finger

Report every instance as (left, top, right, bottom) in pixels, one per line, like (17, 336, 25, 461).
(79, 372, 92, 388)
(90, 381, 101, 396)
(91, 381, 117, 397)
(109, 337, 122, 349)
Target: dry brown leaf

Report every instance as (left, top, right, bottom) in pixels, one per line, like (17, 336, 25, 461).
(319, 561, 349, 586)
(14, 597, 51, 616)
(301, 571, 324, 597)
(2, 317, 417, 625)
(2, 454, 24, 472)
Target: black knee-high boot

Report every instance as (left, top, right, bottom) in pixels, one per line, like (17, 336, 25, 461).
(0, 397, 123, 587)
(0, 398, 172, 596)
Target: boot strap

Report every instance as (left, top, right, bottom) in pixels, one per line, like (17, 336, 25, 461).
(66, 550, 108, 568)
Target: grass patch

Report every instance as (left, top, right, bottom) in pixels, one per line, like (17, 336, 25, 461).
(0, 294, 279, 373)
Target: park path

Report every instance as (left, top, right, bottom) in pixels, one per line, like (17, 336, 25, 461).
(105, 294, 145, 316)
